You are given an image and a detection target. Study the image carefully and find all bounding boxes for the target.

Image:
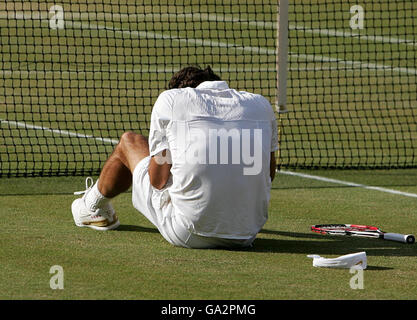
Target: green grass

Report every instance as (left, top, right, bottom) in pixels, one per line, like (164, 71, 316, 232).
(1, 170, 416, 299)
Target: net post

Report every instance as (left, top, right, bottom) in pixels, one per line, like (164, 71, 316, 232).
(276, 0, 289, 171)
(276, 0, 289, 114)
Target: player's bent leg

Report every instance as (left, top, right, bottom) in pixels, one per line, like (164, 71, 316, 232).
(71, 177, 120, 231)
(116, 131, 150, 173)
(71, 132, 149, 231)
(98, 132, 149, 198)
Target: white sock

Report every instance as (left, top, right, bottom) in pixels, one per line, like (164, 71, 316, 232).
(84, 180, 110, 211)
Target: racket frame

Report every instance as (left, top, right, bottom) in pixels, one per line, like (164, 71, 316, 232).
(311, 224, 415, 244)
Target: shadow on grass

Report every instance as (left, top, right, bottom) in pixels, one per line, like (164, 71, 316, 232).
(251, 229, 417, 259)
(115, 224, 416, 262)
(116, 224, 159, 234)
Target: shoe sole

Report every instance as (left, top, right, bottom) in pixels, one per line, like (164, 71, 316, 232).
(78, 218, 120, 231)
(71, 199, 120, 231)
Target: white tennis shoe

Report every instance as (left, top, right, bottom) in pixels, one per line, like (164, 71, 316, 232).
(71, 177, 120, 231)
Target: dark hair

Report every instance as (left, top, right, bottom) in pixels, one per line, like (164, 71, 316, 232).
(168, 66, 221, 89)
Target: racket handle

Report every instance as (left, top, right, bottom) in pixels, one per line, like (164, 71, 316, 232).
(384, 233, 415, 244)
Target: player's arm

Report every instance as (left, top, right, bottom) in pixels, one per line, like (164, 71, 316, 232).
(148, 149, 172, 190)
(261, 95, 278, 183)
(270, 152, 276, 182)
(148, 91, 174, 190)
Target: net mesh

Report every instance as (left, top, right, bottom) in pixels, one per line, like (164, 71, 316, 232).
(0, 0, 416, 177)
(282, 0, 417, 168)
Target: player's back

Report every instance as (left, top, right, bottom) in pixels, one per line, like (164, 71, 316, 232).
(150, 81, 276, 239)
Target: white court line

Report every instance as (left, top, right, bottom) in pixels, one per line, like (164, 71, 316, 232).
(191, 13, 417, 48)
(70, 20, 417, 77)
(0, 66, 277, 77)
(279, 170, 417, 198)
(2, 117, 416, 198)
(289, 24, 417, 48)
(1, 10, 417, 76)
(2, 11, 415, 48)
(0, 65, 358, 77)
(193, 13, 417, 48)
(0, 118, 119, 145)
(290, 52, 417, 76)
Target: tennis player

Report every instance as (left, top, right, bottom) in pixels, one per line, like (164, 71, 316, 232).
(71, 66, 278, 249)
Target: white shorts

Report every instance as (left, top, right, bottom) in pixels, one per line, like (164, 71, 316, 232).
(131, 156, 255, 249)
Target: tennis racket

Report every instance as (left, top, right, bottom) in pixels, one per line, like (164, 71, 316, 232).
(311, 224, 415, 244)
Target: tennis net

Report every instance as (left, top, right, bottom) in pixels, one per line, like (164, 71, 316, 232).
(0, 0, 416, 177)
(282, 0, 417, 169)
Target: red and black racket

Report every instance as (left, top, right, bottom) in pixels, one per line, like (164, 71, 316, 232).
(311, 224, 415, 244)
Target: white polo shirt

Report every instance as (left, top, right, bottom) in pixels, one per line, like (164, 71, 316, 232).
(149, 81, 278, 239)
